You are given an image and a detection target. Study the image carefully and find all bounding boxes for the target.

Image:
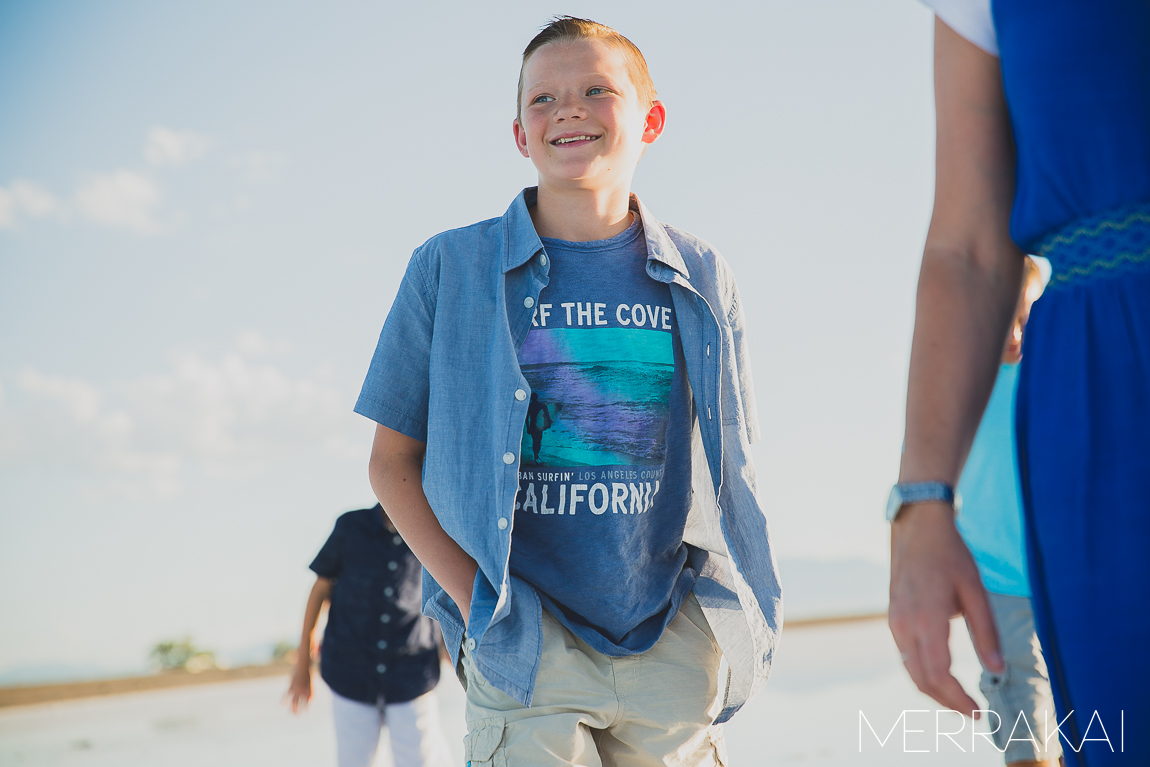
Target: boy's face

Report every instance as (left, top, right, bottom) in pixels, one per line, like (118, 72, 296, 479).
(514, 39, 664, 192)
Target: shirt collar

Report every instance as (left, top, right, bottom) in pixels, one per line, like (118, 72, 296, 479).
(500, 188, 545, 274)
(499, 187, 690, 280)
(631, 194, 690, 280)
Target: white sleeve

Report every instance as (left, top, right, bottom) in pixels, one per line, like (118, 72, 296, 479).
(920, 0, 999, 56)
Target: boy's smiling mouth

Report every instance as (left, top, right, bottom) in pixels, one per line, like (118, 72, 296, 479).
(550, 134, 601, 146)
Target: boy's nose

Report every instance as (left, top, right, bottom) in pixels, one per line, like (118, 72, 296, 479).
(554, 96, 586, 121)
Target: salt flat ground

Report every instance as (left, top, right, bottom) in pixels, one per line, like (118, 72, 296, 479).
(1, 619, 1010, 766)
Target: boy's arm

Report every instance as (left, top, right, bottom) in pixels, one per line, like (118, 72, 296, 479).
(369, 423, 478, 626)
(889, 17, 1020, 717)
(285, 576, 331, 713)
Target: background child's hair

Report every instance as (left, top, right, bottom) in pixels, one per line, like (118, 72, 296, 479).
(516, 16, 657, 121)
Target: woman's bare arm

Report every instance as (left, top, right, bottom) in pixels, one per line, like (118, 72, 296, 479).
(889, 17, 1025, 716)
(368, 423, 478, 626)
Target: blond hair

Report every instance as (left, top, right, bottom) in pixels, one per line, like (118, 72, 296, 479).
(516, 17, 657, 121)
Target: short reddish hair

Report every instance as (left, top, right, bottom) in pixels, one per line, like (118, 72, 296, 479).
(516, 17, 658, 121)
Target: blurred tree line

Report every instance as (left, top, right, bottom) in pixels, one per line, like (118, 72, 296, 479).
(149, 637, 216, 673)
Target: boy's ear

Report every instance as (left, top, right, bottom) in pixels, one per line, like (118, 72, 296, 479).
(642, 101, 667, 145)
(512, 119, 531, 158)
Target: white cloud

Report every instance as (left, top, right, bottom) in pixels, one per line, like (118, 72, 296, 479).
(74, 170, 162, 235)
(0, 180, 59, 229)
(0, 189, 11, 229)
(18, 369, 103, 422)
(0, 340, 360, 497)
(230, 151, 288, 184)
(2, 369, 180, 498)
(235, 330, 290, 357)
(144, 127, 210, 167)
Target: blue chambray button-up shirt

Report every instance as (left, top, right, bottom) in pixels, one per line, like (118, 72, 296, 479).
(355, 188, 782, 722)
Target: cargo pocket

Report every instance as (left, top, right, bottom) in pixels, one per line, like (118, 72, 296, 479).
(463, 716, 507, 767)
(979, 664, 1009, 695)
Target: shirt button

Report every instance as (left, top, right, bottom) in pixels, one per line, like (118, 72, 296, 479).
(392, 535, 402, 545)
(377, 640, 388, 650)
(387, 561, 398, 571)
(380, 613, 391, 623)
(376, 663, 387, 674)
(523, 296, 535, 309)
(707, 406, 713, 420)
(503, 452, 515, 465)
(466, 638, 477, 651)
(384, 587, 394, 597)
(515, 389, 527, 401)
(497, 517, 509, 530)
(539, 254, 547, 266)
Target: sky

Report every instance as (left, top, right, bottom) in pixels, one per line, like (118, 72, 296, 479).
(0, 0, 937, 677)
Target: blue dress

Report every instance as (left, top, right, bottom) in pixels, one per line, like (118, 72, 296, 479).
(976, 3, 1149, 764)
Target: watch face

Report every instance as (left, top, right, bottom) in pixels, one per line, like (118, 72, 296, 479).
(885, 486, 903, 521)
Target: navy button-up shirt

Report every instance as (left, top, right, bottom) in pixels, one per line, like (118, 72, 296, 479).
(355, 189, 782, 722)
(310, 505, 440, 705)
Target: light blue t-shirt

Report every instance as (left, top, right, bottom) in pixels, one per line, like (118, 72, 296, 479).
(956, 363, 1029, 597)
(510, 215, 696, 656)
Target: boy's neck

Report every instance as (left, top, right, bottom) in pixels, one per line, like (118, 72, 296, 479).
(529, 182, 634, 242)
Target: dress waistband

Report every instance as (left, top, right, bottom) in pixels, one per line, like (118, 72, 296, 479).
(1036, 201, 1150, 290)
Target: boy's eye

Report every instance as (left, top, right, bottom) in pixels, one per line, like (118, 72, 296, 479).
(587, 87, 610, 96)
(531, 95, 554, 104)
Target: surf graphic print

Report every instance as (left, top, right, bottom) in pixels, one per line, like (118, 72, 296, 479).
(516, 290, 678, 519)
(520, 316, 673, 469)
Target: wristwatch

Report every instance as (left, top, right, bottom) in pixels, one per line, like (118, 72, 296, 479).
(886, 481, 959, 522)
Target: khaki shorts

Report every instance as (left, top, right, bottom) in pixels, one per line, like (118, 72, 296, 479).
(977, 591, 1063, 764)
(460, 592, 728, 767)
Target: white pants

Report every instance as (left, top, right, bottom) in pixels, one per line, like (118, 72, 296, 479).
(331, 689, 452, 767)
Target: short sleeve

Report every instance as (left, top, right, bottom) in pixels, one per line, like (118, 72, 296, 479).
(309, 521, 344, 579)
(727, 280, 761, 444)
(921, 0, 999, 56)
(354, 248, 436, 441)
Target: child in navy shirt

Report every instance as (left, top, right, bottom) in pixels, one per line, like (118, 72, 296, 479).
(286, 504, 450, 767)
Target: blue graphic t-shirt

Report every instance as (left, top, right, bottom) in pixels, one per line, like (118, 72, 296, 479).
(510, 214, 696, 656)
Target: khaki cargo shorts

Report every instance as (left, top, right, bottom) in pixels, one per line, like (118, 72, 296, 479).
(977, 591, 1063, 764)
(460, 592, 728, 767)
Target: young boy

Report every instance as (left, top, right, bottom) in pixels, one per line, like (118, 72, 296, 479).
(285, 503, 451, 767)
(356, 17, 781, 765)
(954, 259, 1060, 767)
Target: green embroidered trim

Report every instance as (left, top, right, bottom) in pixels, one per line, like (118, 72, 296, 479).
(1038, 204, 1150, 289)
(1038, 210, 1150, 257)
(1047, 246, 1150, 286)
